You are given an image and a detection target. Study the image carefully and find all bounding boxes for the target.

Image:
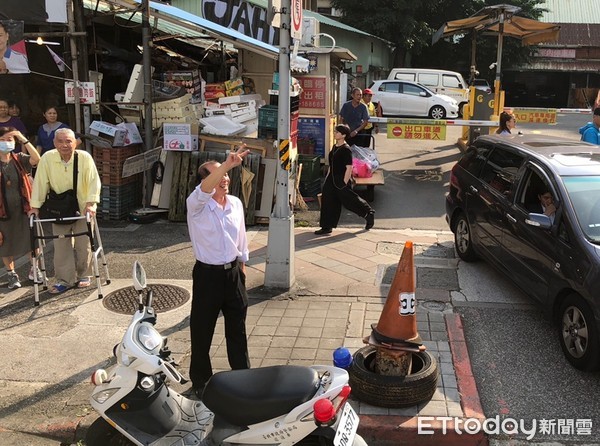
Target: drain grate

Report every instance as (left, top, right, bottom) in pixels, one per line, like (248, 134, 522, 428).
(381, 265, 459, 290)
(103, 284, 190, 314)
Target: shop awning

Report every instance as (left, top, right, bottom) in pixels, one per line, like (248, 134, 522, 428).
(84, 0, 279, 60)
(433, 5, 560, 46)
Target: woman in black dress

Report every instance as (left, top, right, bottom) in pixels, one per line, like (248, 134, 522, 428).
(315, 124, 374, 235)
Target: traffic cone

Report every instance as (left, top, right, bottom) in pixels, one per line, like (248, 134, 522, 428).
(366, 241, 425, 352)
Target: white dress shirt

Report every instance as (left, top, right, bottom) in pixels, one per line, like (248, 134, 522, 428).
(186, 185, 249, 265)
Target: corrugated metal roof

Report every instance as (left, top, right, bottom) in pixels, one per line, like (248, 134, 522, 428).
(523, 59, 600, 72)
(538, 0, 600, 24)
(303, 10, 371, 37)
(550, 23, 600, 46)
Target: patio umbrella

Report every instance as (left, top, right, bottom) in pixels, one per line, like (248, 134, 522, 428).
(432, 4, 560, 96)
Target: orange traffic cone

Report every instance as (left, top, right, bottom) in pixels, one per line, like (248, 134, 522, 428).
(366, 241, 425, 352)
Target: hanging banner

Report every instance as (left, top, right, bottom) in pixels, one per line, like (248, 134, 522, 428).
(0, 0, 67, 23)
(0, 20, 29, 74)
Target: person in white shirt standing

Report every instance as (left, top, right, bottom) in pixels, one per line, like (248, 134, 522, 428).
(186, 145, 250, 398)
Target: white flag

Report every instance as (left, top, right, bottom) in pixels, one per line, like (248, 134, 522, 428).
(47, 45, 65, 72)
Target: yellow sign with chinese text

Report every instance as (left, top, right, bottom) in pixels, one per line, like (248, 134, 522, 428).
(510, 108, 557, 124)
(386, 119, 447, 140)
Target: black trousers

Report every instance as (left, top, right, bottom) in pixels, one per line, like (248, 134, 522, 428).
(319, 176, 373, 229)
(189, 260, 250, 387)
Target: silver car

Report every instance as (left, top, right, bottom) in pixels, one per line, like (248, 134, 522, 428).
(370, 79, 459, 119)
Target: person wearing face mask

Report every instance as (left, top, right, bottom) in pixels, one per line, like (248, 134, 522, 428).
(0, 127, 40, 289)
(185, 145, 251, 399)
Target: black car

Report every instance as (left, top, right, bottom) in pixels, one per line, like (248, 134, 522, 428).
(446, 134, 600, 371)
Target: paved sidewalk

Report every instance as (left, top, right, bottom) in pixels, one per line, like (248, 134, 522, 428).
(0, 226, 486, 446)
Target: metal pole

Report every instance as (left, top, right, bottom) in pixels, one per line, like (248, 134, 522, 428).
(264, 0, 295, 289)
(142, 0, 154, 207)
(493, 11, 504, 116)
(67, 0, 81, 134)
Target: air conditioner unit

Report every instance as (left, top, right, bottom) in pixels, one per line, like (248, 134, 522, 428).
(301, 17, 320, 47)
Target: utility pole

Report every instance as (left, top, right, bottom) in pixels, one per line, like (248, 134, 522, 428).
(264, 0, 295, 289)
(142, 0, 154, 206)
(66, 0, 81, 134)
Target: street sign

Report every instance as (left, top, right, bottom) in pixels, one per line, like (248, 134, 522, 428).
(291, 0, 303, 40)
(65, 81, 96, 104)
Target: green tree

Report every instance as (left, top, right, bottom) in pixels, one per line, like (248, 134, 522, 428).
(330, 0, 547, 77)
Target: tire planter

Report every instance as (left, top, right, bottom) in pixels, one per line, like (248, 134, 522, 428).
(349, 346, 439, 408)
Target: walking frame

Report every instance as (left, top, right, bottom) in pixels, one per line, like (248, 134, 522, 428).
(29, 212, 111, 306)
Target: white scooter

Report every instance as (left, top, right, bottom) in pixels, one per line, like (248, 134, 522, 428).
(86, 261, 368, 446)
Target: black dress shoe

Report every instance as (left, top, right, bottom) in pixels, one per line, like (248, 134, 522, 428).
(314, 228, 332, 235)
(365, 211, 375, 230)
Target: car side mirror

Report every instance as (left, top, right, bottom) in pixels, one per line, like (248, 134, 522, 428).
(525, 213, 553, 230)
(420, 91, 427, 97)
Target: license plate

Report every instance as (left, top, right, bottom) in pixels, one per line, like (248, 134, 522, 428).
(333, 403, 359, 446)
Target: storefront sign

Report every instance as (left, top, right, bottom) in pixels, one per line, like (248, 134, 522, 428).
(298, 117, 326, 157)
(299, 76, 326, 109)
(202, 0, 279, 45)
(65, 81, 96, 104)
(510, 108, 557, 124)
(387, 119, 447, 140)
(163, 123, 193, 151)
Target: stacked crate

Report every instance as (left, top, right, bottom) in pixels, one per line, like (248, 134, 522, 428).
(258, 95, 300, 146)
(298, 154, 321, 197)
(92, 145, 143, 220)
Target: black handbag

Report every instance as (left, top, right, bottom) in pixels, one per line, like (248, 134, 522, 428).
(40, 153, 80, 223)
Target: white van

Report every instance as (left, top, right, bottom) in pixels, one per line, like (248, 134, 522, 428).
(387, 68, 469, 113)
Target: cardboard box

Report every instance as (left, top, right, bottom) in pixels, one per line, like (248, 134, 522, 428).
(88, 121, 127, 147)
(163, 123, 193, 151)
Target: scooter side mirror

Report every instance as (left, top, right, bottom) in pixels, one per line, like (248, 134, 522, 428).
(133, 261, 147, 291)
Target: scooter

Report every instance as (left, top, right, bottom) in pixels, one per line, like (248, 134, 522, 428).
(86, 261, 368, 446)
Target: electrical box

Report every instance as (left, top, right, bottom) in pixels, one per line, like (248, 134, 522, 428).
(301, 17, 319, 47)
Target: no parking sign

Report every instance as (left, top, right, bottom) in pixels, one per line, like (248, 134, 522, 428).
(291, 0, 302, 40)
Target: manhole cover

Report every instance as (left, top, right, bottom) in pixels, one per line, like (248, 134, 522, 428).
(421, 301, 448, 312)
(103, 284, 190, 315)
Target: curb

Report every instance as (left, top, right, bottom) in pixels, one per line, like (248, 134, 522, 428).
(356, 314, 487, 446)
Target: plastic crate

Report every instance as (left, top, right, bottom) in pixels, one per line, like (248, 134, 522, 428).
(258, 126, 277, 140)
(92, 145, 142, 186)
(299, 178, 321, 197)
(97, 183, 142, 220)
(298, 154, 321, 183)
(258, 106, 278, 128)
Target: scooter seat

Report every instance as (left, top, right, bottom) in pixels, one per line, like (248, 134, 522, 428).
(203, 365, 320, 426)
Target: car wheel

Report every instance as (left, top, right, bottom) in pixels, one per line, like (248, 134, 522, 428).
(558, 294, 600, 371)
(429, 105, 446, 120)
(454, 213, 477, 261)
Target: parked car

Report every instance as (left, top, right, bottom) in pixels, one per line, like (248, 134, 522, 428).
(446, 134, 600, 371)
(387, 68, 469, 113)
(534, 86, 558, 107)
(370, 80, 459, 119)
(472, 78, 492, 94)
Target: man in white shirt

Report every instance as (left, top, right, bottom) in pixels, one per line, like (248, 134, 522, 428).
(0, 23, 29, 74)
(186, 145, 250, 398)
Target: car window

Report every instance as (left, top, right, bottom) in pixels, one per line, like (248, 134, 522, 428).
(417, 73, 438, 87)
(516, 167, 554, 212)
(442, 75, 461, 88)
(479, 147, 525, 195)
(403, 83, 425, 97)
(393, 73, 415, 81)
(563, 176, 600, 242)
(379, 82, 400, 93)
(460, 142, 493, 176)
